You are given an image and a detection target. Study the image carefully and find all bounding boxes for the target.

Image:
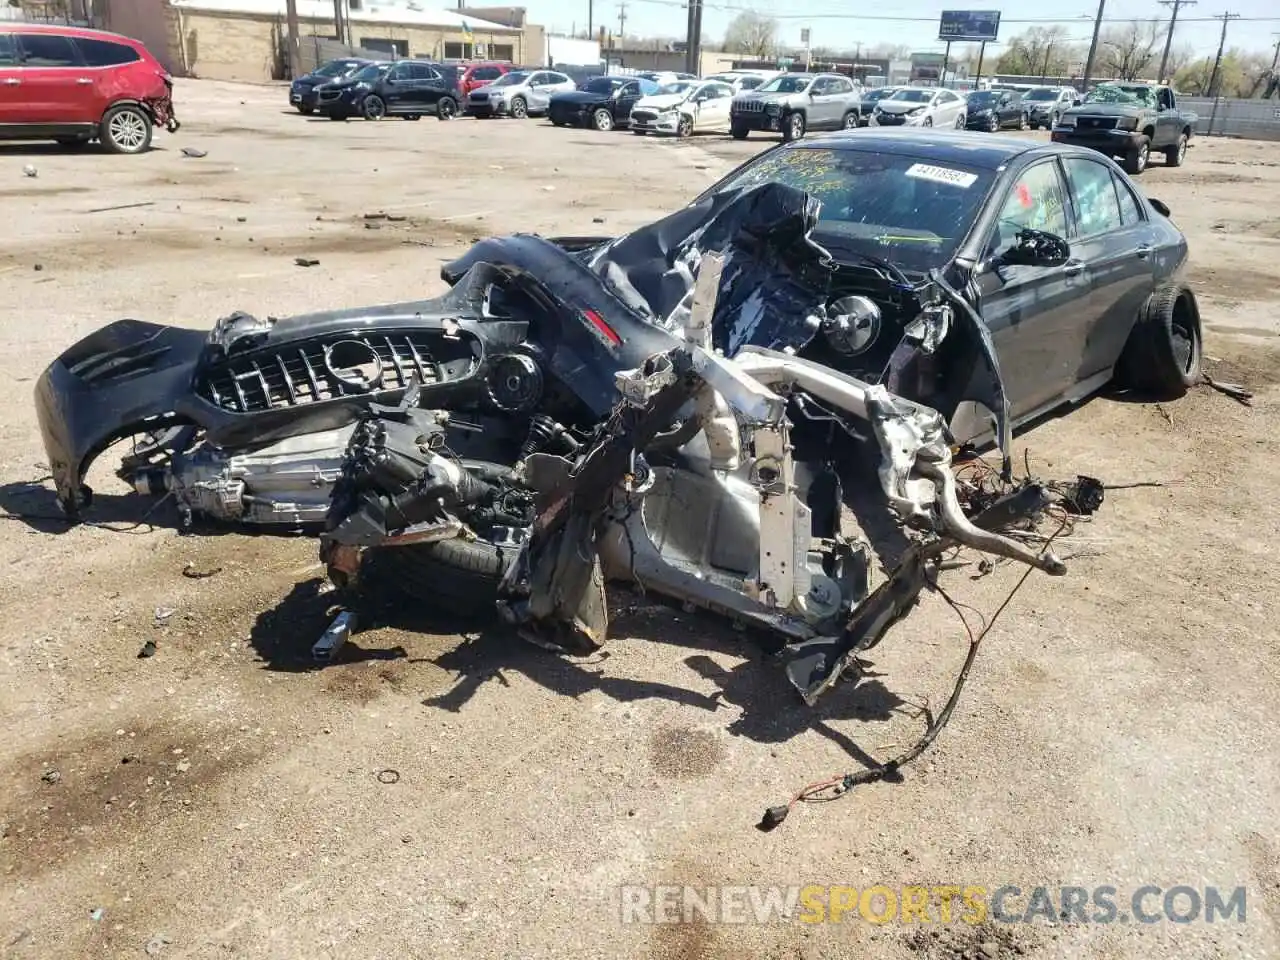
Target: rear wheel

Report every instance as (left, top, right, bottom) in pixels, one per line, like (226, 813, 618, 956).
(1165, 132, 1188, 167)
(363, 94, 386, 120)
(99, 104, 152, 154)
(437, 96, 458, 120)
(955, 112, 965, 129)
(922, 115, 932, 128)
(989, 114, 999, 132)
(841, 111, 858, 130)
(1116, 286, 1202, 398)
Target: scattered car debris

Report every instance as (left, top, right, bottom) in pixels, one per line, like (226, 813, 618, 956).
(41, 769, 61, 784)
(22, 164, 37, 178)
(312, 610, 356, 662)
(293, 257, 320, 267)
(89, 908, 104, 922)
(376, 768, 401, 784)
(144, 935, 172, 956)
(1202, 372, 1253, 405)
(137, 639, 158, 658)
(154, 607, 176, 622)
(180, 147, 207, 158)
(181, 561, 222, 579)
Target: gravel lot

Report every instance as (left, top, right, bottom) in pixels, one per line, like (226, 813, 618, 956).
(1, 80, 1278, 960)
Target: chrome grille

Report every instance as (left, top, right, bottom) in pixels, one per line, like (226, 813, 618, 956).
(197, 332, 443, 413)
(875, 112, 906, 125)
(318, 89, 342, 102)
(733, 98, 766, 114)
(1076, 115, 1118, 130)
(631, 109, 658, 123)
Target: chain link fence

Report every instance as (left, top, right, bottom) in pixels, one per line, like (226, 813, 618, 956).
(1180, 97, 1280, 142)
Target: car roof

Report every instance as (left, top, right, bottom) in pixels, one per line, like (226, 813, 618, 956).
(0, 23, 145, 45)
(797, 129, 1054, 170)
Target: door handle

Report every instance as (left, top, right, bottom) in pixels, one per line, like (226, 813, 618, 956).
(1063, 259, 1085, 277)
(76, 78, 94, 85)
(1, 78, 20, 86)
(1135, 244, 1152, 259)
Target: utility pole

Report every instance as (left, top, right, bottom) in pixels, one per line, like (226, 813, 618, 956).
(587, 0, 593, 41)
(285, 0, 301, 77)
(616, 2, 627, 47)
(1270, 33, 1280, 73)
(683, 0, 702, 74)
(1206, 12, 1239, 134)
(1082, 0, 1106, 88)
(1041, 41, 1055, 82)
(1157, 0, 1196, 83)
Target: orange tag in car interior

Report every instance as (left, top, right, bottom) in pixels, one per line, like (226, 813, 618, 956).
(1016, 183, 1033, 208)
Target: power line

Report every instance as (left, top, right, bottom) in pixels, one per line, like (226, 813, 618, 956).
(1158, 0, 1197, 82)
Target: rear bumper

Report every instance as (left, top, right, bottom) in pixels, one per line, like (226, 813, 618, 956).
(468, 99, 507, 117)
(1051, 128, 1143, 154)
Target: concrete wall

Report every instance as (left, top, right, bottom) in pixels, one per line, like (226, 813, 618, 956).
(100, 0, 181, 74)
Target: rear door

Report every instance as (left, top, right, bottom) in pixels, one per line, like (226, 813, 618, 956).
(695, 82, 732, 129)
(381, 60, 413, 111)
(807, 77, 838, 128)
(1061, 156, 1156, 382)
(14, 32, 87, 123)
(71, 36, 142, 123)
(971, 158, 1086, 417)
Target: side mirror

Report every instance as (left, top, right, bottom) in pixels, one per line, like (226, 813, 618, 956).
(1149, 197, 1171, 217)
(1001, 228, 1071, 268)
(1072, 98, 1082, 106)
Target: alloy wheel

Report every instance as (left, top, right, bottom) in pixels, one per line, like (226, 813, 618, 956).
(107, 109, 148, 152)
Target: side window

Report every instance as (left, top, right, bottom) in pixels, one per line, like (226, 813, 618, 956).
(75, 38, 141, 66)
(527, 72, 547, 85)
(549, 73, 569, 85)
(0, 34, 16, 66)
(17, 33, 79, 67)
(1063, 157, 1124, 237)
(473, 66, 501, 81)
(388, 62, 411, 81)
(833, 78, 853, 94)
(1157, 88, 1173, 109)
(1113, 173, 1144, 225)
(811, 78, 830, 95)
(621, 81, 639, 97)
(989, 160, 1070, 256)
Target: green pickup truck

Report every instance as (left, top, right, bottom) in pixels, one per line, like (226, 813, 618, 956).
(1051, 83, 1198, 175)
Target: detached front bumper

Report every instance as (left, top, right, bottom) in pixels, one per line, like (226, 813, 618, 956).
(1051, 127, 1143, 155)
(34, 319, 209, 516)
(869, 113, 922, 127)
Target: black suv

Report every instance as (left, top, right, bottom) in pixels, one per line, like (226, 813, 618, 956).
(315, 60, 463, 121)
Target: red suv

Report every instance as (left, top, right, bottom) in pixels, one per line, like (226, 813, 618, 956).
(453, 61, 512, 96)
(0, 24, 179, 154)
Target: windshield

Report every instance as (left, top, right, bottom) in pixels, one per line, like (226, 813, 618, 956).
(1025, 88, 1059, 101)
(657, 81, 697, 96)
(967, 91, 999, 105)
(758, 75, 812, 94)
(889, 89, 933, 103)
(316, 59, 361, 78)
(708, 147, 993, 272)
(490, 71, 529, 87)
(583, 77, 623, 95)
(351, 64, 388, 82)
(864, 88, 895, 101)
(1084, 84, 1155, 106)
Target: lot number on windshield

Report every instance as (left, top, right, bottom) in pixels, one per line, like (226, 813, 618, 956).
(905, 163, 979, 188)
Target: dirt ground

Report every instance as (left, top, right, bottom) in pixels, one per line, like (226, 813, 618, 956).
(1, 80, 1278, 960)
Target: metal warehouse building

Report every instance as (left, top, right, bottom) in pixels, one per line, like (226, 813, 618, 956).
(94, 0, 546, 81)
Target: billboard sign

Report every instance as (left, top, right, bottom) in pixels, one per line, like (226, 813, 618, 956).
(938, 10, 1001, 43)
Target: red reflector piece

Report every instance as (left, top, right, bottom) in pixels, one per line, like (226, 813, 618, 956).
(584, 309, 622, 346)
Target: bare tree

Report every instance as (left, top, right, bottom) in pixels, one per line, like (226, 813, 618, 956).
(994, 26, 1077, 76)
(865, 42, 912, 60)
(1097, 20, 1162, 81)
(1162, 42, 1195, 82)
(723, 11, 779, 60)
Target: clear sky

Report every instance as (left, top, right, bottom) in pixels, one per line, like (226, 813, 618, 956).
(512, 0, 1280, 59)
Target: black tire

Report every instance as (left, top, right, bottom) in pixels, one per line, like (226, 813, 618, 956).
(841, 111, 858, 130)
(676, 114, 693, 138)
(363, 94, 386, 120)
(385, 535, 516, 617)
(99, 103, 153, 154)
(510, 95, 528, 119)
(1123, 135, 1151, 174)
(1165, 132, 1188, 167)
(1116, 286, 1203, 399)
(403, 113, 421, 121)
(922, 115, 933, 128)
(632, 128, 647, 135)
(781, 111, 805, 141)
(730, 122, 749, 140)
(297, 105, 314, 115)
(437, 96, 458, 120)
(592, 107, 614, 132)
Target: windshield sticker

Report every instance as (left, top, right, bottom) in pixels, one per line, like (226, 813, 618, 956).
(905, 163, 979, 188)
